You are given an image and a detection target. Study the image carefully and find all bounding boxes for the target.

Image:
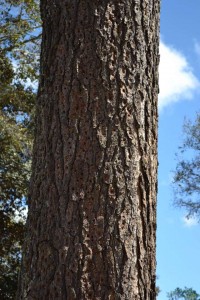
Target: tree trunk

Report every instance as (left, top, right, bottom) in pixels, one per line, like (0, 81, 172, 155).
(18, 1, 160, 299)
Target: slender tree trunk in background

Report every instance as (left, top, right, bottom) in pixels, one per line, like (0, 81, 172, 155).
(18, 0, 160, 299)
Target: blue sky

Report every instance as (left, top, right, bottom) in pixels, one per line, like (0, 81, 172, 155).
(157, 0, 200, 298)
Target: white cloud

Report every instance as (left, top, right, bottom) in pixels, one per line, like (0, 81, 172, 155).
(182, 215, 198, 227)
(14, 206, 28, 223)
(12, 60, 38, 91)
(159, 41, 199, 110)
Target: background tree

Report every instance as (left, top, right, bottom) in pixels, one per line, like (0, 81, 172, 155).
(173, 112, 200, 219)
(0, 0, 41, 80)
(0, 46, 35, 300)
(0, 1, 40, 298)
(167, 287, 200, 300)
(18, 1, 160, 299)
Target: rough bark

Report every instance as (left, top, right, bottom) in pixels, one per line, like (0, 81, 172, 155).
(18, 0, 160, 299)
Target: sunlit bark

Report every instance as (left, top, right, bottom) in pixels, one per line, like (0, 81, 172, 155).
(18, 1, 160, 299)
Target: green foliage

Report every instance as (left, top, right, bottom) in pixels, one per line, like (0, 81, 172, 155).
(173, 112, 200, 219)
(0, 214, 24, 300)
(0, 58, 35, 299)
(0, 51, 14, 84)
(0, 111, 32, 213)
(167, 287, 200, 300)
(0, 0, 41, 81)
(156, 286, 161, 298)
(0, 0, 40, 298)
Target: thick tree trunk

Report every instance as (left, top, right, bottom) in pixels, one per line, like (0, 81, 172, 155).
(18, 1, 160, 299)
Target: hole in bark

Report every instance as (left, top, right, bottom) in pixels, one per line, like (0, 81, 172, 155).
(109, 91, 113, 98)
(54, 291, 59, 297)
